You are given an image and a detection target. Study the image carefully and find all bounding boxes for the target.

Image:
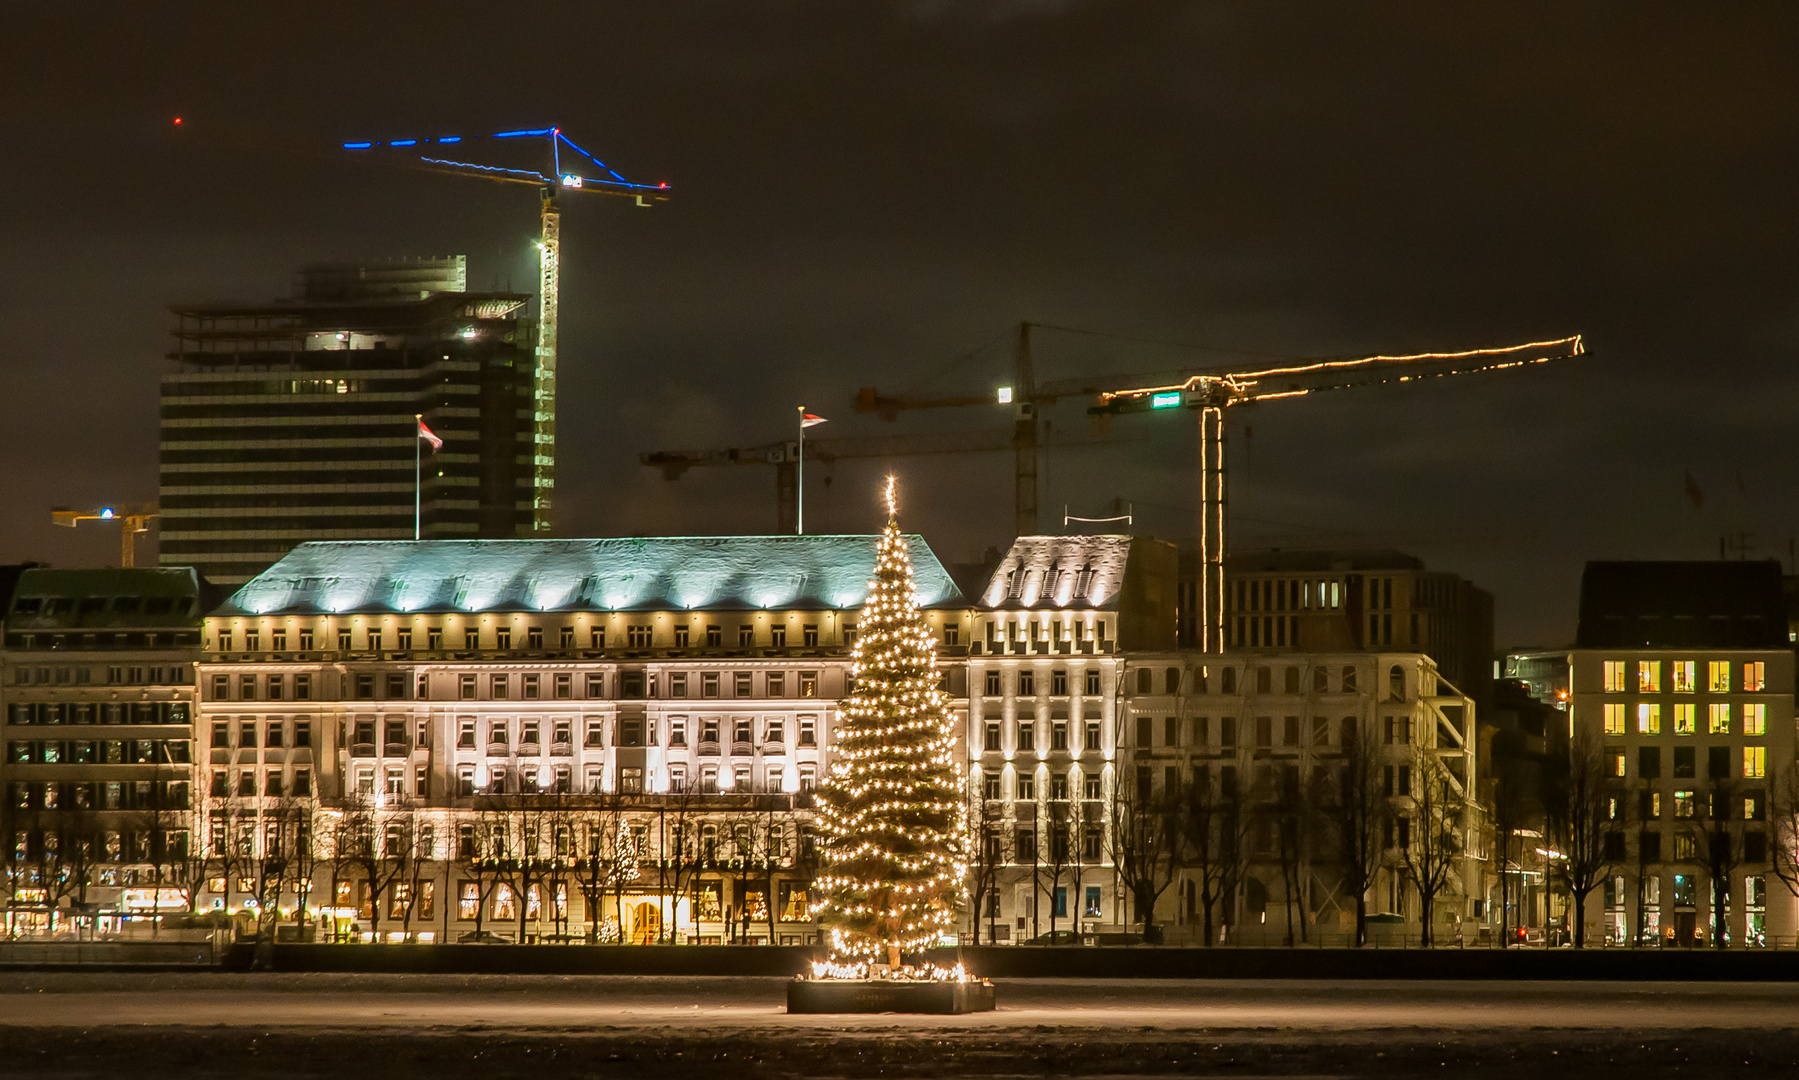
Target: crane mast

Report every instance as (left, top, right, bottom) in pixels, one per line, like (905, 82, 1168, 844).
(344, 127, 668, 534)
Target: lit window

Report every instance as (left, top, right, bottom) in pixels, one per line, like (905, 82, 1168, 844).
(1636, 703, 1661, 735)
(1673, 703, 1695, 735)
(1744, 746, 1767, 779)
(1708, 703, 1731, 735)
(1602, 660, 1626, 693)
(1708, 660, 1731, 693)
(1674, 790, 1695, 819)
(1744, 703, 1766, 736)
(1672, 661, 1695, 693)
(1603, 703, 1626, 736)
(1637, 661, 1661, 693)
(1744, 661, 1766, 692)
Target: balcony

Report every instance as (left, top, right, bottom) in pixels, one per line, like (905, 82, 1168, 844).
(731, 742, 753, 757)
(518, 742, 542, 757)
(698, 741, 721, 756)
(486, 742, 509, 757)
(549, 741, 573, 757)
(761, 743, 786, 756)
(383, 743, 409, 758)
(349, 742, 375, 759)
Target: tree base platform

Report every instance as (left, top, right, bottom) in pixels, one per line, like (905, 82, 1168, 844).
(786, 978, 997, 1014)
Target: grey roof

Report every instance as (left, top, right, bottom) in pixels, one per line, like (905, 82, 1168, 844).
(217, 537, 963, 617)
(1575, 560, 1788, 649)
(5, 568, 204, 629)
(979, 535, 1133, 611)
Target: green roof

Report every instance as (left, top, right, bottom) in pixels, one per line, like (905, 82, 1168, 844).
(217, 537, 964, 616)
(5, 568, 203, 629)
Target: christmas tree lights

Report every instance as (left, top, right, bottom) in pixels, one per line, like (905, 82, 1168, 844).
(813, 478, 969, 974)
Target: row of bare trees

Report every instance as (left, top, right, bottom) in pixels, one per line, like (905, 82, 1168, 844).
(1086, 732, 1474, 947)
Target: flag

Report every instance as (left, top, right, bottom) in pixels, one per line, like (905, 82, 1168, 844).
(800, 412, 828, 428)
(418, 418, 443, 452)
(1683, 470, 1703, 509)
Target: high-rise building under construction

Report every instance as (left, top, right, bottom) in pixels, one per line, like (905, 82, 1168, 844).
(159, 257, 542, 586)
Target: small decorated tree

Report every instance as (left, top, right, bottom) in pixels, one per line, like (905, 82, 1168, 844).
(814, 479, 969, 971)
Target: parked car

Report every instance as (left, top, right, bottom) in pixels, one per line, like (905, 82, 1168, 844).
(1024, 930, 1085, 946)
(458, 930, 511, 944)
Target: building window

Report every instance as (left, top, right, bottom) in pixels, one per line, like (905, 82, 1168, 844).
(1019, 722, 1036, 753)
(1085, 723, 1101, 751)
(585, 673, 604, 698)
(495, 627, 512, 650)
(458, 720, 476, 749)
(799, 715, 817, 747)
(627, 626, 651, 648)
(554, 673, 571, 699)
(1672, 703, 1695, 735)
(670, 673, 688, 698)
(1016, 773, 1036, 801)
(1672, 661, 1695, 693)
(1673, 790, 1695, 819)
(1708, 703, 1730, 735)
(703, 673, 720, 698)
(767, 672, 786, 697)
(458, 674, 476, 700)
(1638, 661, 1661, 692)
(1707, 660, 1730, 692)
(733, 672, 752, 697)
(298, 629, 314, 651)
(490, 674, 508, 699)
(1637, 703, 1661, 736)
(523, 674, 540, 700)
(1744, 703, 1766, 736)
(1019, 671, 1036, 697)
(799, 671, 818, 698)
(1744, 661, 1766, 692)
(1745, 746, 1767, 779)
(738, 625, 754, 647)
(239, 675, 259, 701)
(1603, 703, 1626, 736)
(1053, 722, 1069, 751)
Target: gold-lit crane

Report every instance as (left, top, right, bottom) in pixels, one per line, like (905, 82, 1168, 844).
(1087, 335, 1587, 653)
(52, 504, 160, 568)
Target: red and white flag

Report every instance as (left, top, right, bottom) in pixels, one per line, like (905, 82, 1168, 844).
(800, 411, 828, 428)
(418, 418, 443, 452)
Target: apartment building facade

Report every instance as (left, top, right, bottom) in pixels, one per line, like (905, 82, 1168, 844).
(0, 568, 211, 930)
(1570, 560, 1796, 947)
(161, 257, 541, 586)
(197, 535, 969, 943)
(964, 534, 1177, 942)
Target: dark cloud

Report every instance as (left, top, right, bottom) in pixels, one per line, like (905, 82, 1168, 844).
(2, 1, 1797, 647)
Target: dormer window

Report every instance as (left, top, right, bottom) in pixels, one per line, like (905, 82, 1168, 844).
(1073, 563, 1096, 599)
(1005, 569, 1027, 601)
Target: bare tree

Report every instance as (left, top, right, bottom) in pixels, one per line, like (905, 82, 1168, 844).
(966, 787, 1006, 945)
(1041, 796, 1077, 941)
(1767, 763, 1799, 944)
(1180, 766, 1242, 947)
(1486, 738, 1534, 949)
(1687, 774, 1742, 950)
(1550, 733, 1615, 948)
(332, 796, 410, 941)
(1397, 742, 1467, 947)
(1105, 775, 1180, 941)
(454, 811, 505, 939)
(1330, 724, 1387, 947)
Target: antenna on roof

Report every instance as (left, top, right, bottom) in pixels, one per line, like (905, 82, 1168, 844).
(1064, 503, 1132, 529)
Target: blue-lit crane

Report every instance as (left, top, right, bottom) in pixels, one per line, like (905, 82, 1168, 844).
(344, 127, 670, 534)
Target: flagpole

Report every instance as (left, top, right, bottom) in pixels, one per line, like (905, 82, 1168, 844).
(796, 405, 805, 536)
(414, 413, 422, 541)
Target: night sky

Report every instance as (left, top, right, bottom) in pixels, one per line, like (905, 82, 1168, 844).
(3, 3, 1797, 649)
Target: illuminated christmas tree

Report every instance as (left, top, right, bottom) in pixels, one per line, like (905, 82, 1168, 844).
(814, 478, 969, 971)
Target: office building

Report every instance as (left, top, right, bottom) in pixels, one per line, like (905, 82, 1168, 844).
(1569, 560, 1795, 947)
(160, 257, 541, 586)
(0, 568, 210, 931)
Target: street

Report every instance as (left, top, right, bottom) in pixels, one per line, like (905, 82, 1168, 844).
(0, 973, 1795, 1077)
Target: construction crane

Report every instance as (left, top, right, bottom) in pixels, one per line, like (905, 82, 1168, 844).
(343, 127, 669, 534)
(641, 426, 1140, 535)
(854, 321, 1198, 537)
(52, 504, 160, 569)
(1087, 334, 1587, 654)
